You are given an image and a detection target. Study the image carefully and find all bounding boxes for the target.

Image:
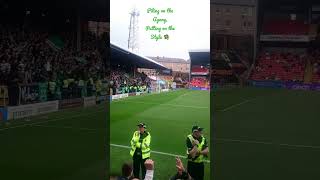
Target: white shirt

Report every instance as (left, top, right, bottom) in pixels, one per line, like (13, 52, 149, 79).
(45, 61, 51, 71)
(144, 170, 154, 180)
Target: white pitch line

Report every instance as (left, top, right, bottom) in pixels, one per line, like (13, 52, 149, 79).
(179, 91, 190, 98)
(111, 90, 178, 103)
(111, 143, 211, 163)
(119, 101, 209, 109)
(216, 138, 320, 149)
(3, 119, 211, 162)
(2, 118, 211, 162)
(111, 94, 157, 103)
(32, 124, 100, 132)
(219, 98, 256, 112)
(279, 143, 320, 149)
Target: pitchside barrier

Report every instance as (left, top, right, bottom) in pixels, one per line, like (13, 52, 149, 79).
(0, 86, 8, 107)
(0, 108, 7, 122)
(249, 80, 320, 91)
(59, 98, 84, 109)
(17, 81, 109, 106)
(83, 96, 97, 107)
(0, 87, 170, 121)
(0, 91, 108, 122)
(211, 83, 240, 89)
(0, 79, 110, 122)
(19, 83, 47, 105)
(0, 95, 102, 121)
(6, 101, 59, 121)
(161, 89, 169, 92)
(190, 87, 210, 91)
(110, 89, 171, 102)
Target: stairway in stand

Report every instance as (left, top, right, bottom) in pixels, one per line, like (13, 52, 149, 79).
(304, 59, 313, 83)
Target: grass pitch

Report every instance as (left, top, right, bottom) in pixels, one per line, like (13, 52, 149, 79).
(2, 87, 316, 180)
(0, 89, 210, 180)
(0, 104, 107, 180)
(110, 89, 210, 179)
(213, 87, 320, 180)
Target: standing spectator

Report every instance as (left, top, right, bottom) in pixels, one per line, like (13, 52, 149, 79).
(115, 159, 154, 180)
(171, 157, 193, 180)
(7, 67, 20, 106)
(118, 162, 133, 180)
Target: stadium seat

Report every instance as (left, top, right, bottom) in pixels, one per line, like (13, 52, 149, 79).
(262, 20, 309, 35)
(251, 52, 305, 82)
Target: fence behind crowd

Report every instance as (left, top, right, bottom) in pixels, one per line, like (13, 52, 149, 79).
(0, 80, 109, 122)
(19, 83, 47, 105)
(249, 80, 320, 91)
(0, 86, 8, 107)
(211, 83, 240, 89)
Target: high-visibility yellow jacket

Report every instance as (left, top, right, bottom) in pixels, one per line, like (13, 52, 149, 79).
(63, 79, 69, 88)
(187, 134, 206, 163)
(48, 81, 56, 93)
(130, 131, 151, 159)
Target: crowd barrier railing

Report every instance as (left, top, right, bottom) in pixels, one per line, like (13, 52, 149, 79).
(0, 86, 8, 107)
(0, 85, 173, 121)
(211, 83, 240, 89)
(110, 88, 171, 102)
(0, 81, 109, 122)
(248, 80, 320, 91)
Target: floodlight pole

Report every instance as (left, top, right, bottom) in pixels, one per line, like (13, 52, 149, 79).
(128, 8, 140, 53)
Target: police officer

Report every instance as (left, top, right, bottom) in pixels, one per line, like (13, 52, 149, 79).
(130, 123, 151, 179)
(186, 125, 209, 180)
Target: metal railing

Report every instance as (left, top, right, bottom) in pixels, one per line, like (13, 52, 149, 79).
(0, 86, 8, 107)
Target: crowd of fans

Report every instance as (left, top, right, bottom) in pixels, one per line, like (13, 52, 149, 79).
(109, 68, 196, 95)
(0, 24, 107, 105)
(110, 68, 151, 95)
(110, 158, 194, 180)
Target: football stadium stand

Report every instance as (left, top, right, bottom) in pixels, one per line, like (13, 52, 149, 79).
(0, 24, 108, 106)
(189, 50, 210, 90)
(251, 51, 306, 82)
(110, 43, 168, 95)
(262, 20, 309, 35)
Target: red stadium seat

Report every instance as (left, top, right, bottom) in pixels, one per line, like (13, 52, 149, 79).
(251, 52, 305, 82)
(190, 77, 209, 88)
(262, 20, 309, 35)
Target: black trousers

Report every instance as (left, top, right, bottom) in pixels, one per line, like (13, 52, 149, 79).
(133, 153, 148, 179)
(187, 161, 204, 180)
(62, 88, 69, 99)
(8, 86, 19, 106)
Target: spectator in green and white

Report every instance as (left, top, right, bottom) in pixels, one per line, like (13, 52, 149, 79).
(48, 76, 57, 100)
